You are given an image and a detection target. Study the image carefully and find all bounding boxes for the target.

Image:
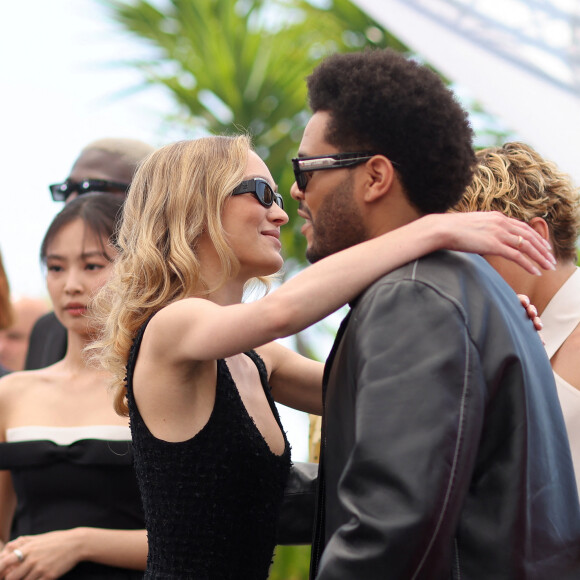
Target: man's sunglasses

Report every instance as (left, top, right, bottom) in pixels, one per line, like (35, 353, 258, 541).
(291, 152, 377, 192)
(49, 179, 131, 202)
(232, 178, 284, 209)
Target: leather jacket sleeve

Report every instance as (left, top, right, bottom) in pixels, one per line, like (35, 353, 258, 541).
(277, 462, 317, 545)
(317, 278, 486, 579)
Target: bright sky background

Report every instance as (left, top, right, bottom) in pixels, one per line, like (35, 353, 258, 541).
(1, 0, 176, 299)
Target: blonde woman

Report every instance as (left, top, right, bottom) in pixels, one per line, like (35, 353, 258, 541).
(0, 194, 146, 579)
(91, 136, 552, 579)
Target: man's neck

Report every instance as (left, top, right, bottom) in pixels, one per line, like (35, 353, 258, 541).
(365, 200, 422, 240)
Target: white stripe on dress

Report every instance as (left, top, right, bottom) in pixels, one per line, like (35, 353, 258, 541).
(6, 425, 131, 445)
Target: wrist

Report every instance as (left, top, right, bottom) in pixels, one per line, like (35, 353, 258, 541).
(70, 527, 91, 561)
(416, 213, 452, 252)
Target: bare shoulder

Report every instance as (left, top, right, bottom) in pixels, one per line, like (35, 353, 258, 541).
(143, 298, 220, 365)
(147, 298, 212, 341)
(255, 341, 288, 376)
(0, 369, 54, 421)
(152, 298, 214, 325)
(0, 369, 52, 394)
(552, 324, 580, 390)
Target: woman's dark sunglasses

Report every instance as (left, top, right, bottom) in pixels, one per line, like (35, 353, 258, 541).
(49, 179, 131, 202)
(232, 178, 284, 209)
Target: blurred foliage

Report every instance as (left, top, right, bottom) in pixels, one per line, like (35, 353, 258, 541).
(270, 544, 311, 579)
(98, 0, 515, 265)
(98, 0, 409, 263)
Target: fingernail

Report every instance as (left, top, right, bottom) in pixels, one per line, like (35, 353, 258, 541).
(543, 239, 552, 249)
(536, 319, 543, 329)
(534, 267, 542, 276)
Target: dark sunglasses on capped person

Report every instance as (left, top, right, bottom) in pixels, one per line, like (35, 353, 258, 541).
(232, 178, 284, 210)
(49, 179, 131, 202)
(291, 152, 378, 192)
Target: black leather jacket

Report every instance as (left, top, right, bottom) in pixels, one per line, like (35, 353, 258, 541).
(307, 251, 580, 579)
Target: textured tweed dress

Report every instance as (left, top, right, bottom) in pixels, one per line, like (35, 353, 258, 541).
(125, 319, 291, 579)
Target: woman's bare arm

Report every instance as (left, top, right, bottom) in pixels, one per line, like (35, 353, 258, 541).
(147, 211, 554, 367)
(256, 342, 323, 414)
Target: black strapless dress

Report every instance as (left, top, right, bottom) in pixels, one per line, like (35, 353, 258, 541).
(0, 429, 144, 579)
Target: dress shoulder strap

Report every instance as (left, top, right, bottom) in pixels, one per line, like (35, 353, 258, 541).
(244, 350, 268, 386)
(125, 314, 156, 389)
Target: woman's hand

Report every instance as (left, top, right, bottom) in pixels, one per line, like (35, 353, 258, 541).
(431, 211, 555, 276)
(518, 294, 542, 331)
(0, 530, 81, 580)
(518, 294, 545, 346)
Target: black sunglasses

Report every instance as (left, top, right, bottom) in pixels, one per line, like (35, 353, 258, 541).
(232, 178, 284, 209)
(291, 152, 377, 192)
(49, 179, 131, 202)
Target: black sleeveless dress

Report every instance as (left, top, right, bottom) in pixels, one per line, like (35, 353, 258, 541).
(126, 319, 291, 579)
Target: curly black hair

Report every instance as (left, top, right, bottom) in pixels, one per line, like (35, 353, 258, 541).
(306, 49, 475, 214)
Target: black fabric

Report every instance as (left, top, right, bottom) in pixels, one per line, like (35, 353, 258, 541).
(309, 311, 351, 580)
(277, 461, 318, 545)
(0, 438, 144, 579)
(25, 311, 67, 370)
(126, 318, 291, 580)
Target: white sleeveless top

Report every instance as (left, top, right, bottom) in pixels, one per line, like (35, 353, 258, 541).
(541, 267, 580, 496)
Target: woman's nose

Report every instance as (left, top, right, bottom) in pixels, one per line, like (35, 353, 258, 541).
(269, 202, 289, 225)
(64, 270, 83, 294)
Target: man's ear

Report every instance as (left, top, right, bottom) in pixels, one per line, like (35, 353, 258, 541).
(362, 155, 396, 202)
(528, 216, 550, 242)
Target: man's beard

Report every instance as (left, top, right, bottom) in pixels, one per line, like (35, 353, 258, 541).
(306, 175, 368, 264)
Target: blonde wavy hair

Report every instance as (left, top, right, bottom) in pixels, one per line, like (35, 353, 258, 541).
(454, 142, 580, 262)
(89, 135, 254, 416)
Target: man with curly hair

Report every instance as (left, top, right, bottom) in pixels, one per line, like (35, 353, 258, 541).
(455, 141, 580, 495)
(290, 49, 580, 579)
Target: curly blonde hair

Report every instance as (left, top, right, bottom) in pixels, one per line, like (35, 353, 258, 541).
(89, 135, 254, 415)
(454, 142, 580, 262)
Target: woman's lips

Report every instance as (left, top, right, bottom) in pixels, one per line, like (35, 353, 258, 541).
(64, 304, 87, 316)
(262, 231, 282, 249)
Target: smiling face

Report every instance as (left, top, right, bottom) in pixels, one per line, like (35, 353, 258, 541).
(220, 150, 289, 279)
(45, 218, 117, 337)
(291, 111, 367, 263)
